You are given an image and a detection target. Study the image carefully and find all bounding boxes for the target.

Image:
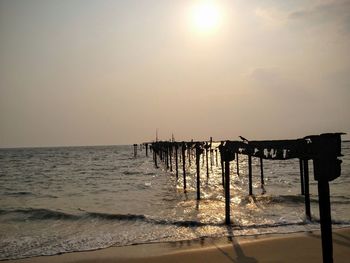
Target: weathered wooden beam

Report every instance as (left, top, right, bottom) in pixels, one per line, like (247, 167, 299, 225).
(169, 146, 173, 172)
(260, 157, 264, 187)
(133, 144, 137, 158)
(225, 159, 230, 225)
(248, 155, 253, 195)
(195, 143, 202, 200)
(175, 145, 178, 180)
(182, 143, 186, 190)
(303, 159, 311, 220)
(317, 179, 333, 263)
(299, 159, 305, 195)
(206, 143, 209, 178)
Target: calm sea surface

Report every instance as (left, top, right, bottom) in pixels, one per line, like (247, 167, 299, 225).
(1, 142, 350, 260)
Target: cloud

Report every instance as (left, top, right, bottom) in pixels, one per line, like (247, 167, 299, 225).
(250, 67, 280, 83)
(288, 0, 350, 34)
(248, 66, 313, 103)
(254, 7, 287, 28)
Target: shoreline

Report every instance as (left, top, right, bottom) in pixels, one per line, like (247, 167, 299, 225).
(5, 227, 350, 263)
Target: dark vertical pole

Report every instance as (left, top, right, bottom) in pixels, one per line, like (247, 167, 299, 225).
(215, 149, 218, 167)
(175, 145, 178, 180)
(303, 159, 311, 220)
(154, 150, 158, 168)
(145, 144, 148, 157)
(248, 155, 253, 195)
(182, 143, 186, 190)
(299, 159, 305, 195)
(317, 179, 333, 263)
(169, 146, 173, 172)
(260, 157, 264, 186)
(220, 151, 225, 187)
(225, 159, 231, 225)
(166, 147, 169, 170)
(206, 143, 209, 178)
(196, 145, 201, 200)
(133, 144, 137, 158)
(210, 137, 213, 169)
(236, 153, 239, 175)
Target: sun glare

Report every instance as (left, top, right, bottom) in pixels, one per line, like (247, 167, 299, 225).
(191, 1, 222, 33)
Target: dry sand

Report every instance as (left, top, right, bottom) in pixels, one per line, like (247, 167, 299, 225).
(7, 228, 350, 263)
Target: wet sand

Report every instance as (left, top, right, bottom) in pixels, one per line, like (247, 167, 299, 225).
(7, 228, 350, 263)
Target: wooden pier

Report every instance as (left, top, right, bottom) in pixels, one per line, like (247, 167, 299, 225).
(140, 133, 344, 263)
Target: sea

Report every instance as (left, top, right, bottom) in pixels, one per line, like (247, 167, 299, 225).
(1, 142, 350, 260)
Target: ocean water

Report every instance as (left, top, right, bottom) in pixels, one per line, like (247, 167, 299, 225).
(0, 142, 350, 260)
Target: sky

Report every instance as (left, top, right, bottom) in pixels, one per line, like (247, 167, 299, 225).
(1, 0, 349, 147)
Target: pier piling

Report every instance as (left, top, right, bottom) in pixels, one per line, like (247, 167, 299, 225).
(260, 157, 265, 189)
(175, 144, 179, 179)
(299, 159, 305, 195)
(182, 142, 187, 190)
(224, 159, 231, 225)
(195, 143, 202, 200)
(133, 144, 137, 158)
(248, 155, 253, 195)
(303, 159, 311, 220)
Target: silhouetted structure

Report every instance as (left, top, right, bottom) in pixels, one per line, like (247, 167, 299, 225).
(142, 133, 343, 263)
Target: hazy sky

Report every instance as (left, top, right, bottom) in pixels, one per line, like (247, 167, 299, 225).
(1, 0, 349, 147)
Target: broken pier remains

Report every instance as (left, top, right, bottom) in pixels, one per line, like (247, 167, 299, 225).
(142, 133, 343, 263)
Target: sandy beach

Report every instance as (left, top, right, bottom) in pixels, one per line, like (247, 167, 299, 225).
(7, 227, 350, 263)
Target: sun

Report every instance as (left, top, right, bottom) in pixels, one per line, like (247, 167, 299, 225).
(191, 1, 222, 33)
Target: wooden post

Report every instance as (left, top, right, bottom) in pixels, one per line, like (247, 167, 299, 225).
(166, 147, 169, 170)
(133, 144, 137, 158)
(236, 153, 239, 175)
(317, 179, 333, 263)
(225, 159, 231, 225)
(145, 144, 148, 157)
(175, 145, 178, 180)
(311, 133, 343, 263)
(154, 150, 158, 168)
(219, 144, 225, 188)
(303, 159, 311, 220)
(196, 144, 201, 200)
(206, 143, 209, 178)
(182, 143, 186, 190)
(260, 157, 264, 186)
(169, 146, 173, 172)
(248, 155, 253, 195)
(299, 159, 305, 195)
(210, 137, 213, 169)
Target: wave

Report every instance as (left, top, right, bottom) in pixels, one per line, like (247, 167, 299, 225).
(243, 195, 315, 205)
(1, 191, 58, 198)
(244, 194, 350, 206)
(2, 191, 36, 197)
(0, 208, 79, 220)
(2, 208, 350, 228)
